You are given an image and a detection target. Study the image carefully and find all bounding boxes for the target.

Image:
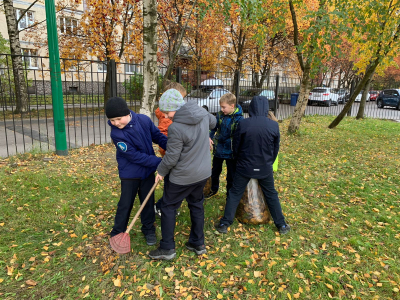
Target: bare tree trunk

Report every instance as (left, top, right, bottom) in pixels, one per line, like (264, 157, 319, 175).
(288, 65, 311, 133)
(356, 75, 372, 119)
(140, 0, 158, 117)
(329, 63, 377, 128)
(4, 0, 28, 114)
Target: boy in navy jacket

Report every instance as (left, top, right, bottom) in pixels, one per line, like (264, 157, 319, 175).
(106, 97, 168, 246)
(206, 93, 243, 199)
(215, 96, 290, 235)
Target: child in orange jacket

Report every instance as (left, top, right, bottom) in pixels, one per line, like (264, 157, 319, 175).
(154, 82, 187, 217)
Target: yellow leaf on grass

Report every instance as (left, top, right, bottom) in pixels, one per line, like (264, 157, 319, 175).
(82, 285, 89, 293)
(0, 222, 4, 226)
(70, 233, 78, 238)
(293, 293, 300, 299)
(82, 234, 88, 240)
(43, 246, 49, 251)
(26, 279, 37, 286)
(186, 295, 192, 300)
(287, 293, 292, 300)
(165, 266, 174, 273)
(127, 296, 133, 300)
(254, 271, 262, 278)
(217, 294, 223, 299)
(113, 278, 121, 287)
(29, 257, 36, 262)
(184, 270, 192, 278)
(325, 283, 334, 290)
(7, 266, 13, 276)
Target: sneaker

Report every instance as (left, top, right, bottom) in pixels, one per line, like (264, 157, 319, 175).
(185, 242, 207, 255)
(279, 224, 291, 235)
(214, 222, 228, 234)
(154, 205, 161, 218)
(204, 190, 218, 199)
(145, 233, 157, 246)
(148, 247, 176, 260)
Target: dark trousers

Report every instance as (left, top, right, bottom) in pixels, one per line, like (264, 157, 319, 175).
(160, 176, 207, 250)
(220, 172, 286, 228)
(110, 174, 156, 237)
(211, 156, 236, 196)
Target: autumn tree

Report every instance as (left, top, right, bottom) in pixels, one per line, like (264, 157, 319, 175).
(285, 0, 346, 133)
(157, 0, 197, 82)
(329, 0, 400, 127)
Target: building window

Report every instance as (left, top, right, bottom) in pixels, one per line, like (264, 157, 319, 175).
(125, 63, 141, 74)
(98, 62, 107, 72)
(16, 9, 34, 30)
(22, 49, 38, 69)
(59, 17, 78, 35)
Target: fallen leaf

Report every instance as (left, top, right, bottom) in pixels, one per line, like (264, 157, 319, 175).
(254, 271, 262, 278)
(325, 283, 334, 290)
(70, 233, 78, 238)
(82, 285, 89, 293)
(29, 257, 36, 262)
(26, 279, 37, 286)
(7, 266, 13, 276)
(82, 234, 88, 240)
(114, 278, 121, 287)
(184, 270, 192, 278)
(217, 294, 223, 299)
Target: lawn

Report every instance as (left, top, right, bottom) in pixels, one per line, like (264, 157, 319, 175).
(0, 116, 399, 300)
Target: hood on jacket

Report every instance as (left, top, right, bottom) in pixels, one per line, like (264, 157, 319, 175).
(232, 104, 243, 117)
(249, 96, 269, 117)
(173, 100, 209, 125)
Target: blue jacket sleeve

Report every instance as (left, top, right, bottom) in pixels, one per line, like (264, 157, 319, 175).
(148, 117, 168, 150)
(209, 113, 219, 138)
(111, 134, 162, 168)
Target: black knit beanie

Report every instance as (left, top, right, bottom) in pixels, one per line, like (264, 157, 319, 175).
(105, 97, 130, 119)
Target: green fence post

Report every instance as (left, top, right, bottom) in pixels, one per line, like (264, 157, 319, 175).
(45, 0, 68, 155)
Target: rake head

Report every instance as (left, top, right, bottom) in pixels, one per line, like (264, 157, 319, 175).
(109, 232, 131, 254)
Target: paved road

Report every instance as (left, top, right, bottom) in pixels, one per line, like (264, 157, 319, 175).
(1, 101, 399, 158)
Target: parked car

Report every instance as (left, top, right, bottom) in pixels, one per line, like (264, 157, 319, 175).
(186, 88, 231, 113)
(369, 91, 378, 101)
(308, 87, 339, 106)
(376, 89, 400, 110)
(332, 88, 349, 104)
(238, 88, 276, 113)
(355, 90, 370, 102)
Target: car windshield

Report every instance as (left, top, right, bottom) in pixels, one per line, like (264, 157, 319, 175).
(187, 89, 211, 99)
(259, 90, 275, 98)
(311, 88, 327, 93)
(210, 89, 229, 98)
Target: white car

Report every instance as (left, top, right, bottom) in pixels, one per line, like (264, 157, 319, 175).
(308, 87, 339, 106)
(187, 88, 231, 113)
(354, 90, 371, 102)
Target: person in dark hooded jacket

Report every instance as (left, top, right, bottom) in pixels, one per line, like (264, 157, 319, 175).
(215, 96, 290, 235)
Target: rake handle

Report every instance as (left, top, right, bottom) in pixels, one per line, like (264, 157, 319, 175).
(125, 181, 159, 234)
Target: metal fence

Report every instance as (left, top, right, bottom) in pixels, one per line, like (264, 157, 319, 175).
(1, 53, 400, 158)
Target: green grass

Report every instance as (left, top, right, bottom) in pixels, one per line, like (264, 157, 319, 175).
(0, 116, 400, 299)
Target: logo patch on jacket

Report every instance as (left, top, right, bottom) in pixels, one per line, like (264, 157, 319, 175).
(117, 142, 127, 152)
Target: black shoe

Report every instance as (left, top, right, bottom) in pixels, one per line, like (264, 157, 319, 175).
(145, 233, 157, 246)
(204, 190, 218, 199)
(148, 247, 176, 260)
(154, 205, 161, 218)
(214, 222, 228, 234)
(185, 242, 207, 255)
(279, 224, 291, 235)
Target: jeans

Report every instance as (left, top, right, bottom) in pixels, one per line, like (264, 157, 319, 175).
(220, 172, 286, 228)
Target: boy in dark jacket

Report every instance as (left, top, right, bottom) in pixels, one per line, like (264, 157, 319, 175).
(148, 89, 217, 260)
(215, 96, 290, 235)
(106, 97, 168, 246)
(205, 93, 243, 199)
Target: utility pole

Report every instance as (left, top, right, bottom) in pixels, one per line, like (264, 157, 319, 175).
(45, 0, 68, 155)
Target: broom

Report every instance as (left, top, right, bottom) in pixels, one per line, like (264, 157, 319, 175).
(109, 181, 159, 254)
